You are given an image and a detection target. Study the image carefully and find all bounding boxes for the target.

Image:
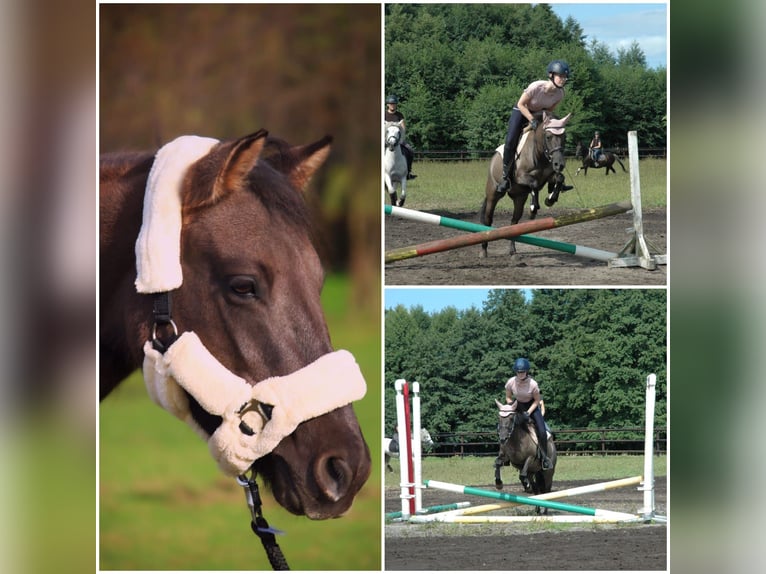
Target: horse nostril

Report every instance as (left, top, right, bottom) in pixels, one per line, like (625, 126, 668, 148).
(313, 455, 354, 503)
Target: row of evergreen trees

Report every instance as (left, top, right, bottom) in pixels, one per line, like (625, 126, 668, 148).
(385, 4, 667, 152)
(384, 289, 667, 440)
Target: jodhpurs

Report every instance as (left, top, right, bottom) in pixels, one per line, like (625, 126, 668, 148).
(517, 400, 548, 444)
(503, 107, 529, 170)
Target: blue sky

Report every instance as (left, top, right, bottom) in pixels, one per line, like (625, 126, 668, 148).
(549, 3, 668, 69)
(385, 288, 532, 314)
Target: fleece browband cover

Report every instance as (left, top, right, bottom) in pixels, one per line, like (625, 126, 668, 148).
(143, 332, 367, 476)
(134, 135, 219, 294)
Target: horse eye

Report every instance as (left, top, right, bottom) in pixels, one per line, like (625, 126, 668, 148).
(229, 276, 258, 298)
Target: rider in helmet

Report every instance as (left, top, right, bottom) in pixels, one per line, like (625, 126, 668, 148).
(589, 130, 604, 163)
(497, 60, 574, 195)
(385, 94, 417, 180)
(504, 357, 554, 470)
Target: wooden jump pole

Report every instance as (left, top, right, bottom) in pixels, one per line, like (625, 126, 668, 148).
(423, 479, 638, 520)
(385, 204, 618, 262)
(385, 201, 632, 263)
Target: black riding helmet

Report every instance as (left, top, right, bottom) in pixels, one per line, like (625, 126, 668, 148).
(547, 60, 570, 88)
(386, 95, 399, 105)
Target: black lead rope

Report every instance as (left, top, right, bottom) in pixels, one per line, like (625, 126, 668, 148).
(238, 472, 290, 571)
(148, 293, 289, 570)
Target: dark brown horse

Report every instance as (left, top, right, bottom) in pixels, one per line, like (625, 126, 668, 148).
(494, 400, 556, 513)
(100, 130, 371, 521)
(479, 112, 571, 258)
(574, 141, 627, 176)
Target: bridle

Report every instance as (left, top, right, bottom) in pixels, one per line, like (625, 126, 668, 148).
(541, 125, 565, 165)
(386, 126, 402, 151)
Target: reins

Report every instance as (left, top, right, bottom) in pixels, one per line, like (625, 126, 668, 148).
(149, 292, 290, 571)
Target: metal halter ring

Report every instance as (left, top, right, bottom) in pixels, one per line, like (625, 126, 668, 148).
(152, 319, 178, 341)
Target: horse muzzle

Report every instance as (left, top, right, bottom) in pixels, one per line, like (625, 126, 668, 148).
(258, 407, 372, 519)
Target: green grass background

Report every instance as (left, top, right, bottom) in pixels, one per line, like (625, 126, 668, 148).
(99, 275, 381, 570)
(397, 157, 667, 213)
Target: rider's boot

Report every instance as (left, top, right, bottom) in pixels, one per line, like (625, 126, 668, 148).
(538, 434, 553, 470)
(496, 154, 514, 194)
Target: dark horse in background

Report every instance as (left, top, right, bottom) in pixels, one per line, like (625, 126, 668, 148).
(479, 111, 571, 258)
(574, 141, 627, 176)
(494, 400, 556, 514)
(100, 130, 371, 520)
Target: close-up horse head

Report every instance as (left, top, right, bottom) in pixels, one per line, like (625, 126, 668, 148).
(100, 130, 371, 521)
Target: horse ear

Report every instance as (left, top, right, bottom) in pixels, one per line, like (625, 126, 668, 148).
(287, 135, 333, 192)
(560, 113, 572, 124)
(213, 130, 269, 198)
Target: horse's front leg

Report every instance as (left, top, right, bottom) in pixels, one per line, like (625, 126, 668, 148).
(384, 174, 397, 205)
(518, 457, 533, 493)
(529, 189, 540, 215)
(494, 455, 505, 489)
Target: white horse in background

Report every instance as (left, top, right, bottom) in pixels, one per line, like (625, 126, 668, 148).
(384, 428, 434, 472)
(384, 121, 408, 207)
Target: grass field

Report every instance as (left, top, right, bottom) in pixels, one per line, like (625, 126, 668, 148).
(99, 274, 382, 571)
(399, 157, 667, 213)
(385, 454, 667, 489)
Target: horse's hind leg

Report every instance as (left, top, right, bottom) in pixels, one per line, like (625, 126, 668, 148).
(507, 195, 528, 256)
(480, 192, 501, 258)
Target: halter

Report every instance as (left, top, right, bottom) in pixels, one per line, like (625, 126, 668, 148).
(137, 135, 368, 570)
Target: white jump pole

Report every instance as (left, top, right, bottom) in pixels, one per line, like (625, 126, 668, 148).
(639, 373, 658, 521)
(610, 132, 667, 269)
(412, 381, 423, 513)
(394, 379, 414, 518)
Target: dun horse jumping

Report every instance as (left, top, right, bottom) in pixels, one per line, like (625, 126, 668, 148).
(480, 112, 571, 257)
(100, 130, 371, 529)
(494, 400, 556, 513)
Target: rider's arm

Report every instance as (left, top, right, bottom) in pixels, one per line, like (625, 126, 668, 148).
(516, 91, 536, 122)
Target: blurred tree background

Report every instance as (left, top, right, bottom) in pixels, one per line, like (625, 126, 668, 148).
(100, 3, 381, 310)
(385, 4, 667, 153)
(385, 289, 667, 438)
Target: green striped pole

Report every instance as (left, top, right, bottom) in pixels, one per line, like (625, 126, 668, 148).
(385, 201, 632, 263)
(424, 479, 638, 520)
(385, 501, 471, 521)
(385, 204, 618, 262)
